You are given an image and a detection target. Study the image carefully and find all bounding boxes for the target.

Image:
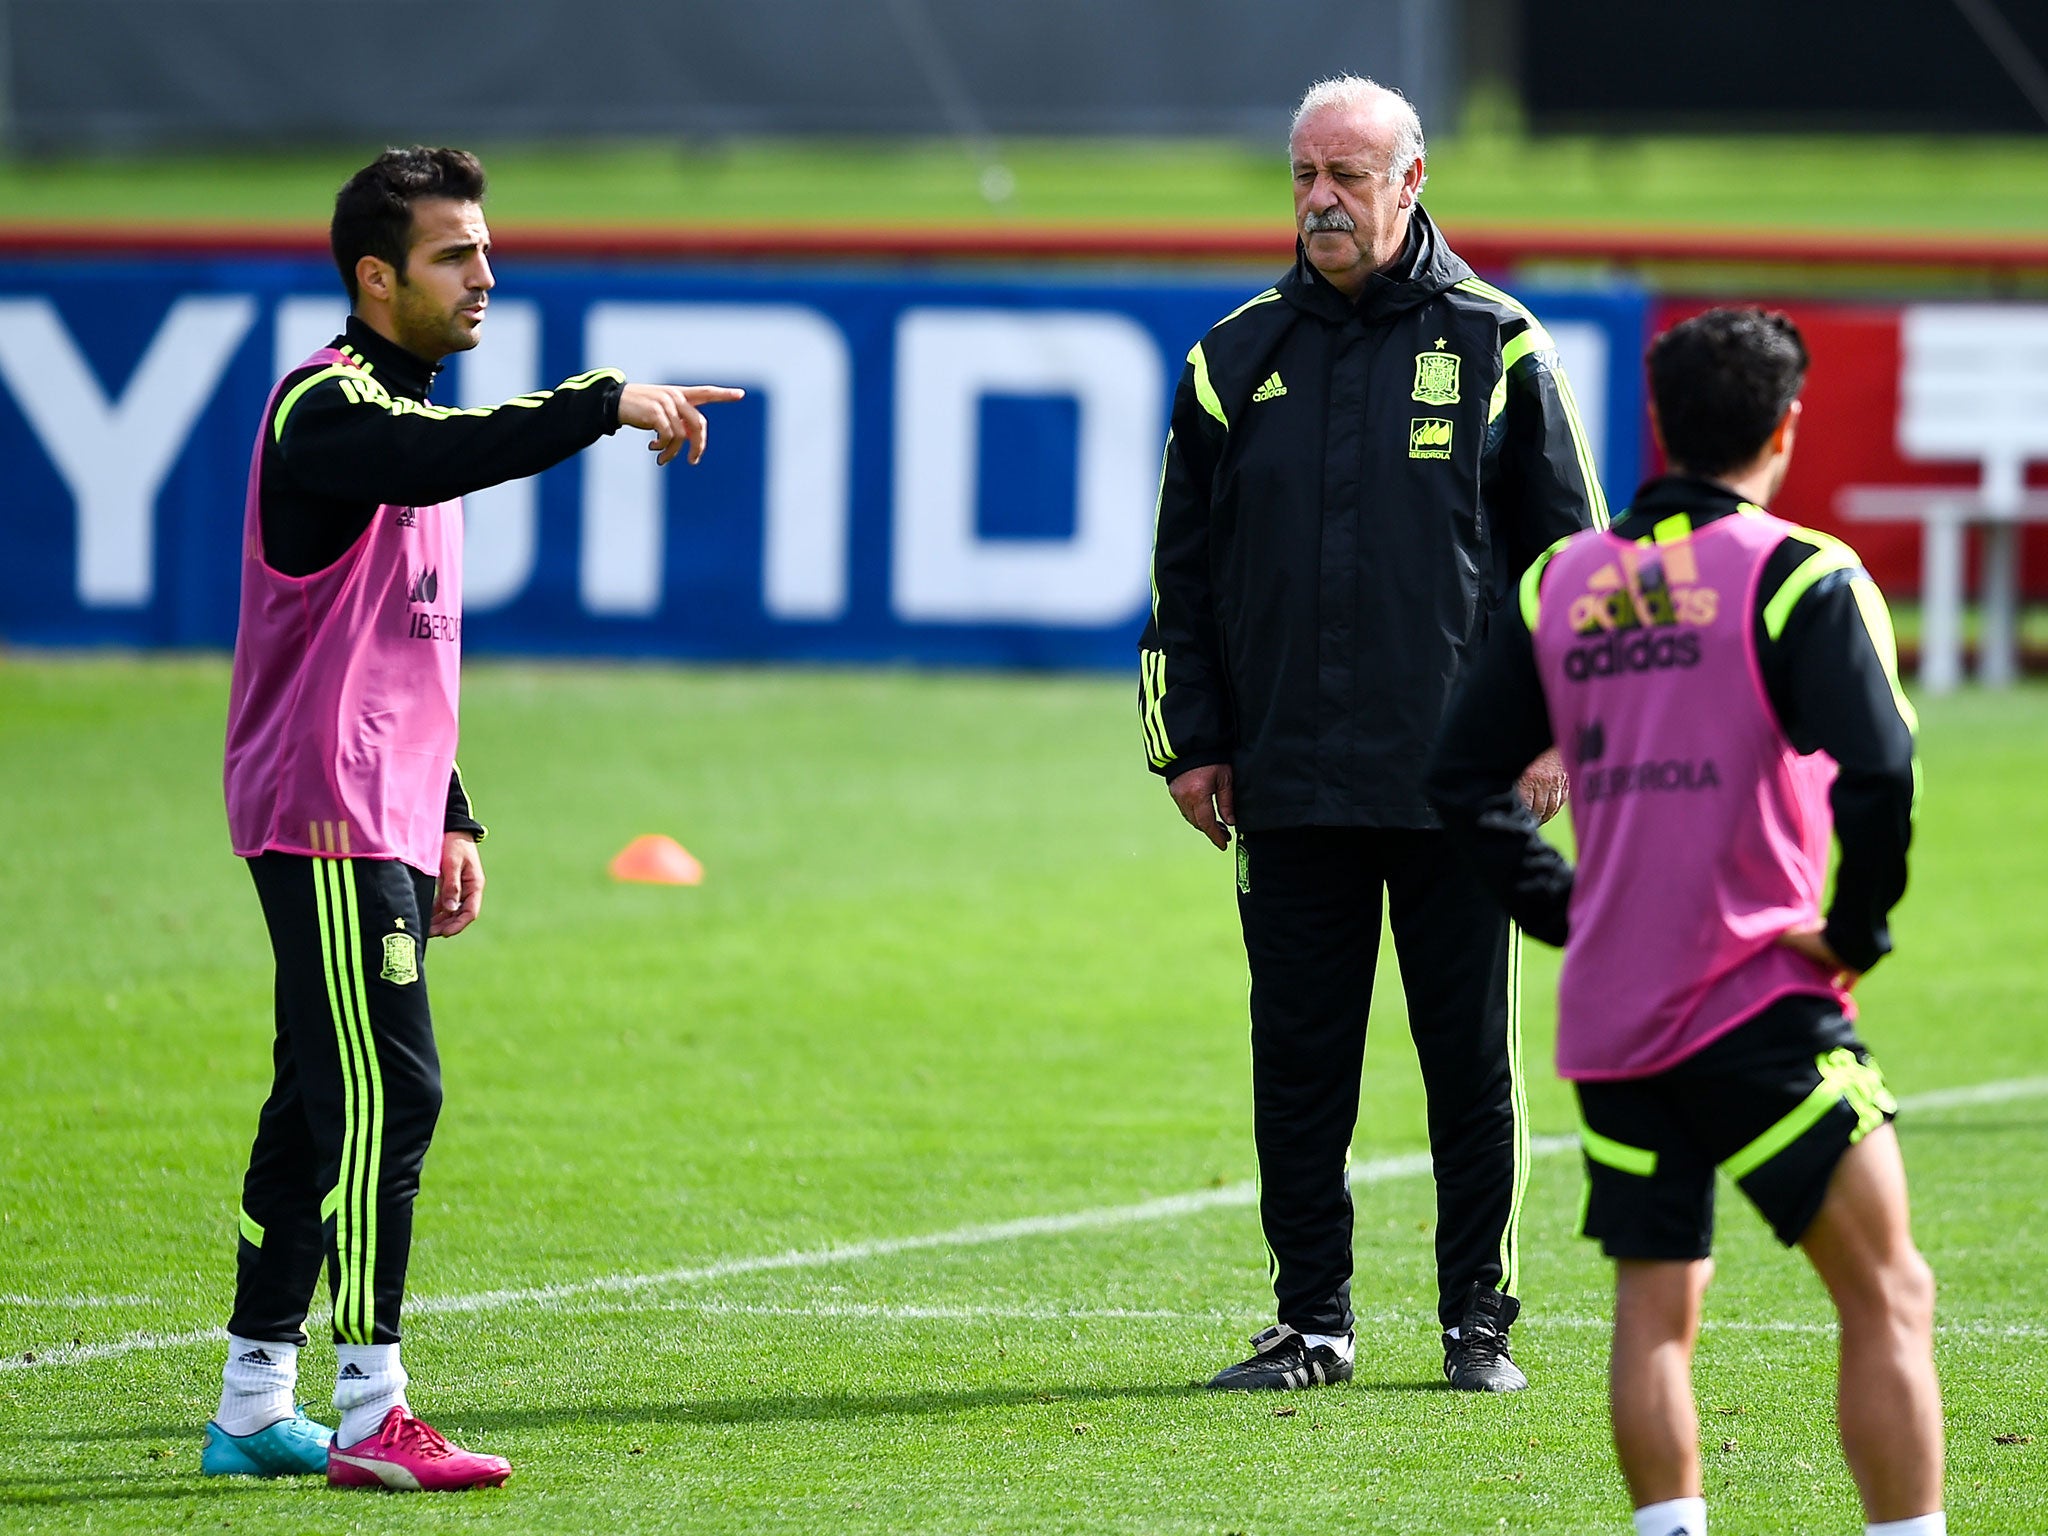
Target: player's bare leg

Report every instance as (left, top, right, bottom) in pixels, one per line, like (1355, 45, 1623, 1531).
(1610, 1257, 1712, 1513)
(1799, 1124, 1943, 1526)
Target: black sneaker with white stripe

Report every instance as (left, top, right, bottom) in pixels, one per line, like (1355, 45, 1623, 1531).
(1204, 1324, 1353, 1391)
(1442, 1283, 1527, 1392)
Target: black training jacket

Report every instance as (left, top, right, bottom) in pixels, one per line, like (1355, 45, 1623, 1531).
(1137, 207, 1607, 830)
(259, 316, 625, 838)
(1425, 476, 1919, 975)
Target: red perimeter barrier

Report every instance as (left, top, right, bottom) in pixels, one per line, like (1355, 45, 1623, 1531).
(5, 220, 2048, 275)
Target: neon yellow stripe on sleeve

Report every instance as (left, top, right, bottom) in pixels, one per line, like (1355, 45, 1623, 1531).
(1149, 432, 1173, 619)
(1763, 539, 1862, 641)
(1500, 324, 1554, 373)
(1463, 279, 1609, 527)
(1848, 575, 1920, 737)
(1189, 343, 1227, 428)
(271, 366, 353, 442)
(1550, 364, 1609, 529)
(1519, 533, 1575, 632)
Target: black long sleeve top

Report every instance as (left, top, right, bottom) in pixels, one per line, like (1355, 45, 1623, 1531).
(259, 316, 626, 838)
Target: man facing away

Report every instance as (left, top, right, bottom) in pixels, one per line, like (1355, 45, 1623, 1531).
(206, 146, 743, 1490)
(1427, 307, 1940, 1536)
(1141, 75, 1604, 1393)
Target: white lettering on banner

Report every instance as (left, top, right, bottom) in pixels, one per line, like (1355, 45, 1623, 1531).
(891, 309, 1162, 625)
(1546, 321, 1609, 480)
(275, 297, 541, 611)
(272, 296, 347, 378)
(452, 302, 541, 611)
(580, 303, 852, 619)
(0, 295, 256, 607)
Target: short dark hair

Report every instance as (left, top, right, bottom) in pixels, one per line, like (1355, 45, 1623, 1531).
(330, 147, 487, 305)
(1646, 307, 1810, 479)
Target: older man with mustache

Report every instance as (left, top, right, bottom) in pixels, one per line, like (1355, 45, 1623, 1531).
(1138, 75, 1605, 1393)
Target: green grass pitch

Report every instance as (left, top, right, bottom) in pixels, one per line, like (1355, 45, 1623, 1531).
(2, 134, 2045, 235)
(1, 657, 2044, 1534)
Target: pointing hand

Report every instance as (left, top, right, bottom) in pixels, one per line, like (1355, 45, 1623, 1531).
(618, 383, 747, 466)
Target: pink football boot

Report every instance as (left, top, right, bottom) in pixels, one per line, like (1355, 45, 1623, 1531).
(327, 1407, 510, 1491)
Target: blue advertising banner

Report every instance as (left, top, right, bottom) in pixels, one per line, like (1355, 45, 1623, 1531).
(0, 256, 1646, 667)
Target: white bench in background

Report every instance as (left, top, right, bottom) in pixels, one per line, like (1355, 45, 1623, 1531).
(1837, 304, 2048, 693)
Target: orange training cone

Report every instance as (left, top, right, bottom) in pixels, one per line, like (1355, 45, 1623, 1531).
(609, 834, 704, 886)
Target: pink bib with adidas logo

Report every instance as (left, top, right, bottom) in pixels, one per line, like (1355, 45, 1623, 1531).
(224, 347, 464, 876)
(1531, 509, 1846, 1080)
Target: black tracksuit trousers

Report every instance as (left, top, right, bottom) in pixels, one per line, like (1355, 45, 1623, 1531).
(1236, 827, 1526, 1335)
(229, 853, 444, 1347)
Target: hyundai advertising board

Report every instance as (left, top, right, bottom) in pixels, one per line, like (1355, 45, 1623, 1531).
(0, 257, 1647, 667)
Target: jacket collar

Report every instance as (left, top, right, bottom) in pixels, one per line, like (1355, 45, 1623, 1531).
(1611, 475, 1762, 539)
(1278, 205, 1475, 325)
(337, 315, 442, 402)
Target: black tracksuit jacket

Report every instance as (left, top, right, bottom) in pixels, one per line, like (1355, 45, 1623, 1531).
(258, 316, 626, 838)
(1138, 208, 1607, 830)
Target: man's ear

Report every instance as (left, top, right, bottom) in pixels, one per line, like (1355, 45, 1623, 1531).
(1647, 400, 1668, 463)
(355, 254, 397, 304)
(1398, 155, 1425, 209)
(1773, 398, 1802, 456)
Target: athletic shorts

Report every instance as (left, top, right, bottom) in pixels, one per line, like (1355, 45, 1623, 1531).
(1573, 994, 1898, 1261)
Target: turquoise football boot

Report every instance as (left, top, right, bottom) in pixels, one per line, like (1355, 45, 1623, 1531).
(201, 1408, 335, 1476)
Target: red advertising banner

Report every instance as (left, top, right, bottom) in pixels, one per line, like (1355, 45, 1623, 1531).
(1649, 299, 2048, 599)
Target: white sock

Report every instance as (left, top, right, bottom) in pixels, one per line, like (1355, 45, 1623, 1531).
(216, 1334, 298, 1436)
(1301, 1331, 1355, 1364)
(1634, 1496, 1706, 1536)
(1867, 1516, 1945, 1536)
(334, 1343, 409, 1446)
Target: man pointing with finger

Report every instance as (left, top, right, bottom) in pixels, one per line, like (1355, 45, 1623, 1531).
(206, 146, 742, 1490)
(1139, 77, 1602, 1394)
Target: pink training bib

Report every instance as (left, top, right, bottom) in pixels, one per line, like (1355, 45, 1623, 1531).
(224, 347, 464, 876)
(1531, 509, 1846, 1080)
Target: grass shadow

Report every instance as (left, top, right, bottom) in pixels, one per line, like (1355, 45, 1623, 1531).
(452, 1373, 1452, 1433)
(0, 1470, 304, 1509)
(8, 1423, 209, 1446)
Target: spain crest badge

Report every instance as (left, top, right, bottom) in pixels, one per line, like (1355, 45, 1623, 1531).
(381, 925, 420, 986)
(1412, 342, 1461, 407)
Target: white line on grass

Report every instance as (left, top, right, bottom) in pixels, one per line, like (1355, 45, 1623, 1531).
(0, 1143, 1561, 1372)
(396, 1137, 1564, 1323)
(8, 1076, 2044, 1373)
(6, 1323, 230, 1370)
(1901, 1076, 2048, 1111)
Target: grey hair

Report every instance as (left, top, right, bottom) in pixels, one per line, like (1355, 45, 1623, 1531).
(1289, 75, 1428, 191)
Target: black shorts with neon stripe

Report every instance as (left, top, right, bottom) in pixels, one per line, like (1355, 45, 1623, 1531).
(1574, 995, 1897, 1261)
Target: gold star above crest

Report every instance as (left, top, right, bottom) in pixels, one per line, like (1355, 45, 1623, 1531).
(1435, 337, 1447, 348)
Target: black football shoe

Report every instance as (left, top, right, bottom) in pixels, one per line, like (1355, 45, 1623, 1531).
(1443, 1283, 1528, 1392)
(1204, 1324, 1353, 1391)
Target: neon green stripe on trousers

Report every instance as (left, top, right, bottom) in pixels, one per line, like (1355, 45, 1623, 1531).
(1497, 925, 1531, 1296)
(312, 857, 364, 1343)
(315, 857, 385, 1346)
(340, 860, 387, 1347)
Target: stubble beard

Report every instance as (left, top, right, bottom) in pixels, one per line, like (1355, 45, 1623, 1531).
(393, 285, 480, 361)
